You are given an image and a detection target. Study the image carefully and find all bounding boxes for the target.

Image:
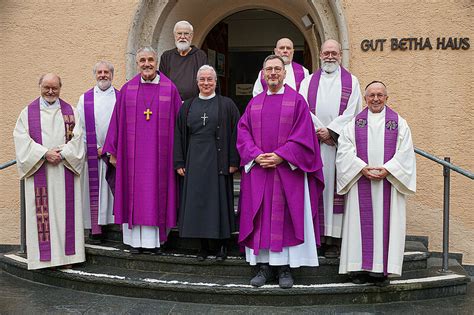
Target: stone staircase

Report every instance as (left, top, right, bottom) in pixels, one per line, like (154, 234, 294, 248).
(0, 232, 470, 306)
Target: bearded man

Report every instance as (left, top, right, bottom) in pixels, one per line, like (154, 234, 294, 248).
(238, 55, 324, 288)
(159, 20, 208, 100)
(77, 61, 118, 243)
(252, 38, 310, 96)
(299, 39, 362, 258)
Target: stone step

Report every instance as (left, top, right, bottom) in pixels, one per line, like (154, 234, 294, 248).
(0, 252, 469, 306)
(83, 241, 429, 278)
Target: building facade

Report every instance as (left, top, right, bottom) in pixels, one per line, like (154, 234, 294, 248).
(0, 0, 472, 263)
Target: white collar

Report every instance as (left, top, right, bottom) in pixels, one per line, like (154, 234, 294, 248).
(368, 106, 386, 115)
(266, 85, 285, 95)
(94, 85, 115, 94)
(199, 92, 216, 100)
(40, 97, 60, 108)
(140, 73, 160, 84)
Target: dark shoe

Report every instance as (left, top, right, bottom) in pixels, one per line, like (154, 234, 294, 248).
(129, 247, 141, 254)
(324, 245, 340, 258)
(142, 248, 162, 255)
(250, 264, 273, 287)
(350, 272, 370, 284)
(216, 245, 227, 261)
(88, 233, 103, 245)
(197, 249, 208, 262)
(277, 266, 294, 289)
(373, 276, 390, 287)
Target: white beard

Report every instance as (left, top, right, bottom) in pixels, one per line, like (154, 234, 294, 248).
(321, 61, 339, 73)
(281, 56, 290, 64)
(97, 79, 112, 91)
(176, 41, 191, 52)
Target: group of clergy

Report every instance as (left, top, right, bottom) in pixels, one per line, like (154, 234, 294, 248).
(13, 20, 416, 290)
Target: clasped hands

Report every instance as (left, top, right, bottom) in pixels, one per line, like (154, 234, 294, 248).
(362, 166, 389, 180)
(255, 152, 284, 168)
(316, 127, 335, 146)
(44, 148, 62, 166)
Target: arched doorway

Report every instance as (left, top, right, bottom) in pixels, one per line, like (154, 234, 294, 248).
(201, 9, 313, 113)
(125, 1, 349, 81)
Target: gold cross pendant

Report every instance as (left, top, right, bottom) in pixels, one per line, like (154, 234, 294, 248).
(144, 108, 152, 121)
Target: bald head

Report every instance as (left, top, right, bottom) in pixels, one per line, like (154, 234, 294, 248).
(39, 73, 61, 104)
(321, 39, 342, 52)
(39, 73, 61, 88)
(274, 38, 294, 65)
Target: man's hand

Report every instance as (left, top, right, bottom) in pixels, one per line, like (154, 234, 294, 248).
(255, 153, 283, 168)
(45, 149, 62, 166)
(316, 127, 331, 141)
(109, 155, 117, 167)
(97, 147, 103, 157)
(229, 166, 238, 174)
(177, 168, 185, 176)
(362, 167, 389, 180)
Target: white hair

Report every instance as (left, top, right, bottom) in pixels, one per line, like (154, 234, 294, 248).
(196, 65, 217, 81)
(136, 46, 157, 60)
(92, 60, 114, 77)
(174, 20, 193, 33)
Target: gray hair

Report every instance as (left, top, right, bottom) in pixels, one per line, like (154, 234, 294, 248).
(173, 20, 193, 33)
(136, 46, 157, 60)
(196, 65, 217, 81)
(92, 60, 114, 77)
(262, 54, 285, 69)
(320, 39, 342, 51)
(38, 73, 62, 87)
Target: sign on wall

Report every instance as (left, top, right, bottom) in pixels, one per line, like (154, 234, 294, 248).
(361, 37, 470, 51)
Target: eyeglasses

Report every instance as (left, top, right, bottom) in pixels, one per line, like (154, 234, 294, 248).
(175, 32, 192, 37)
(367, 93, 386, 99)
(264, 66, 283, 73)
(198, 77, 215, 82)
(321, 51, 340, 57)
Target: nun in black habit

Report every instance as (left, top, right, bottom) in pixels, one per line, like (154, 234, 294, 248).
(174, 65, 240, 261)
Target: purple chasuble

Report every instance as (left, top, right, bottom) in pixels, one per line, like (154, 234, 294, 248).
(260, 62, 305, 91)
(102, 73, 181, 243)
(354, 106, 398, 275)
(28, 98, 76, 261)
(83, 88, 119, 235)
(308, 66, 352, 232)
(237, 85, 324, 254)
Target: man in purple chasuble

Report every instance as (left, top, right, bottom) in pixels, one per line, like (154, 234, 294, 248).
(14, 73, 86, 269)
(336, 81, 416, 286)
(77, 61, 117, 244)
(238, 55, 324, 288)
(103, 47, 182, 254)
(299, 39, 363, 258)
(252, 38, 310, 96)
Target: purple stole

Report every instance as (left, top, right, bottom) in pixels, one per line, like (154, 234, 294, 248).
(83, 88, 118, 235)
(260, 62, 305, 92)
(124, 74, 172, 242)
(307, 66, 352, 234)
(249, 85, 297, 254)
(354, 106, 398, 275)
(28, 98, 76, 261)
